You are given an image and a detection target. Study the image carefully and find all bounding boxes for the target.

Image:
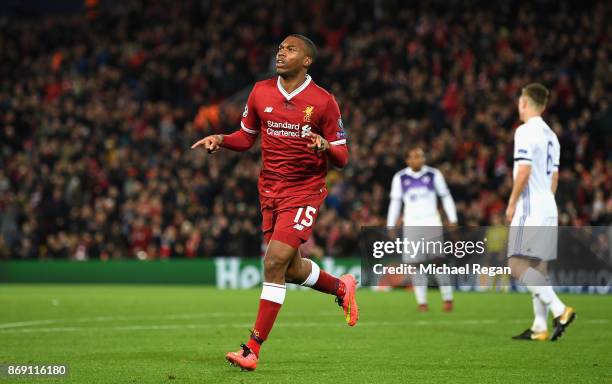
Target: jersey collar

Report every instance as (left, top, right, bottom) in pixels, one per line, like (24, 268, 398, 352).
(277, 74, 311, 101)
(406, 166, 428, 176)
(526, 116, 543, 124)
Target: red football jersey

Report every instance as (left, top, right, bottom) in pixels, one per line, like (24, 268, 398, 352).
(240, 75, 347, 198)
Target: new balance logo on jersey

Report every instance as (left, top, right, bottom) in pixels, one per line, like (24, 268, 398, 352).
(264, 107, 273, 113)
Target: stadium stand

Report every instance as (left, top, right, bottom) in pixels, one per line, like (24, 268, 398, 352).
(0, 0, 610, 259)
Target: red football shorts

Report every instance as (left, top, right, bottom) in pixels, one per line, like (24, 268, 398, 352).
(260, 191, 327, 249)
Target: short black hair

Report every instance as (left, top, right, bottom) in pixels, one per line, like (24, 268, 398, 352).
(522, 83, 550, 109)
(406, 146, 424, 158)
(289, 34, 317, 63)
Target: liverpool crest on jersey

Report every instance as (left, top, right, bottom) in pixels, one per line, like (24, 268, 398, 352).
(303, 106, 314, 122)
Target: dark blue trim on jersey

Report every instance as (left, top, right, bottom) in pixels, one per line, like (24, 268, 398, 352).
(514, 157, 532, 162)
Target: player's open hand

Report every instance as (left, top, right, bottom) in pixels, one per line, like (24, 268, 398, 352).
(191, 134, 223, 154)
(306, 133, 329, 153)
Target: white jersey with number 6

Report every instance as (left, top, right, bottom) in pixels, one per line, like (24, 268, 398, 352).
(511, 116, 560, 221)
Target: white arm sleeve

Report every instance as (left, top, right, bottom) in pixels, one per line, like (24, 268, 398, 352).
(514, 126, 535, 166)
(434, 169, 458, 224)
(553, 136, 560, 171)
(387, 199, 402, 227)
(387, 174, 403, 226)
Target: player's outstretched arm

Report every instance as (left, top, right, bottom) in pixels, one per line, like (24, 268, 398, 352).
(220, 130, 257, 152)
(191, 130, 257, 153)
(191, 134, 223, 153)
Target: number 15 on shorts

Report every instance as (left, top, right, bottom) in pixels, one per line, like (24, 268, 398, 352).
(293, 206, 316, 231)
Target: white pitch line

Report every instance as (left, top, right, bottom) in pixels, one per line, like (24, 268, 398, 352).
(0, 319, 58, 329)
(2, 326, 80, 333)
(0, 312, 327, 329)
(0, 315, 238, 329)
(71, 312, 258, 323)
(0, 318, 608, 334)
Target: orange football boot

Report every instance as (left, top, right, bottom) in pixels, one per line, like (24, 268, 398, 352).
(443, 300, 454, 312)
(225, 344, 258, 371)
(336, 274, 359, 326)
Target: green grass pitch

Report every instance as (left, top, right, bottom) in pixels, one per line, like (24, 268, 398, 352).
(0, 285, 610, 384)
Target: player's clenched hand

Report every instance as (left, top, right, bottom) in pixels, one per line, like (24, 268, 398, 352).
(306, 133, 329, 153)
(191, 134, 223, 153)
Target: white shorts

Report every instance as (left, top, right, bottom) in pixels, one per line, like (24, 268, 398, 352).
(402, 225, 444, 263)
(507, 216, 558, 261)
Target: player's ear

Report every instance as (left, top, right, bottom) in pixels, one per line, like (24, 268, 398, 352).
(303, 56, 312, 68)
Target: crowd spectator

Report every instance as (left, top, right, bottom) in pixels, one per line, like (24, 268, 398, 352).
(0, 0, 610, 260)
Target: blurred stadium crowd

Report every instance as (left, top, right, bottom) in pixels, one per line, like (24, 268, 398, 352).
(0, 0, 610, 260)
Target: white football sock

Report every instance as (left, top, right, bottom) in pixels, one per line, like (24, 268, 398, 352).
(520, 268, 565, 318)
(531, 294, 548, 333)
(300, 259, 320, 287)
(412, 273, 428, 305)
(434, 273, 453, 301)
(261, 282, 287, 304)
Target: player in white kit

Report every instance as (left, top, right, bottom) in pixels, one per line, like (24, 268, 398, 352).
(506, 83, 576, 341)
(387, 147, 458, 312)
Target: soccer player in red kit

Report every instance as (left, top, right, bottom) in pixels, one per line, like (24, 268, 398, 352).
(191, 34, 358, 371)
